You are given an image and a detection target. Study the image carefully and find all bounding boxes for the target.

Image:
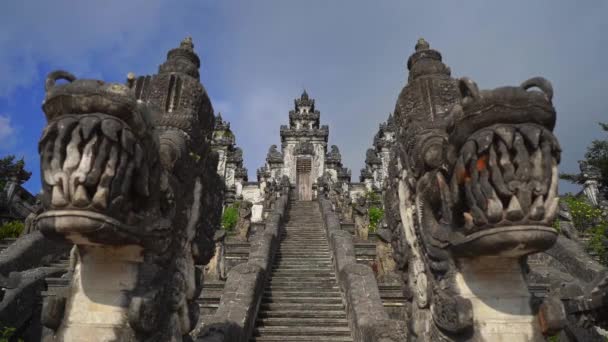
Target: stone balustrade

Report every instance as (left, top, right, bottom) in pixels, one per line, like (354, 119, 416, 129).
(196, 187, 289, 342)
(318, 197, 407, 342)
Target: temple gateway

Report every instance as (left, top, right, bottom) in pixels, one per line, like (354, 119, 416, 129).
(1, 37, 608, 342)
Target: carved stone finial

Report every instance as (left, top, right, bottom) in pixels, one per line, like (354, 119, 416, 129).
(415, 38, 430, 51)
(406, 38, 450, 80)
(181, 36, 194, 50)
(158, 36, 201, 77)
(126, 72, 136, 88)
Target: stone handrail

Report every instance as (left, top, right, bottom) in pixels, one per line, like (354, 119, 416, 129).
(196, 186, 289, 342)
(318, 197, 407, 342)
(0, 231, 71, 276)
(0, 232, 71, 339)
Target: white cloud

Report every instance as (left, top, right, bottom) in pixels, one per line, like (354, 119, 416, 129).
(0, 115, 16, 150)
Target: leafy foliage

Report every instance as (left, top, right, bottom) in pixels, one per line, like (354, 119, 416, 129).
(368, 206, 384, 233)
(0, 220, 24, 240)
(562, 196, 608, 265)
(0, 155, 31, 191)
(221, 203, 240, 231)
(364, 190, 381, 206)
(561, 122, 608, 190)
(546, 335, 559, 342)
(563, 196, 603, 229)
(0, 326, 23, 342)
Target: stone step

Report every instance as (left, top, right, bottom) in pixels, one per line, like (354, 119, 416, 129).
(278, 246, 328, 250)
(264, 290, 341, 297)
(272, 265, 333, 270)
(280, 236, 327, 239)
(271, 266, 333, 271)
(259, 303, 344, 311)
(282, 235, 328, 238)
(268, 280, 338, 286)
(268, 284, 339, 290)
(253, 203, 353, 341)
(274, 256, 330, 260)
(270, 274, 336, 279)
(274, 258, 331, 262)
(272, 269, 334, 274)
(256, 317, 349, 327)
(254, 326, 351, 336)
(262, 297, 342, 304)
(258, 310, 347, 319)
(275, 254, 330, 258)
(252, 336, 353, 342)
(273, 260, 332, 264)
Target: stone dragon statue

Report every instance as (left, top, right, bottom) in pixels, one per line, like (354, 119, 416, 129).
(35, 37, 224, 341)
(384, 39, 562, 341)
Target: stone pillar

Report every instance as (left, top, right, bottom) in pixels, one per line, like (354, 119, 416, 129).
(454, 257, 543, 341)
(52, 245, 143, 341)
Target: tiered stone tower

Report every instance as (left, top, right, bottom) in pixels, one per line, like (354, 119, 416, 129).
(258, 91, 351, 200)
(360, 113, 396, 191)
(211, 113, 248, 204)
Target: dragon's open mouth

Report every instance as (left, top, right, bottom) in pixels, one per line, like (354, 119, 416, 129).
(37, 113, 157, 241)
(448, 123, 560, 256)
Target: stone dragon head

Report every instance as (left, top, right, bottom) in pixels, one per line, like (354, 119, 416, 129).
(384, 39, 561, 340)
(36, 38, 223, 340)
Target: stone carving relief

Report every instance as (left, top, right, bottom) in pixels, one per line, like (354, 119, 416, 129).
(384, 39, 562, 341)
(353, 196, 370, 240)
(35, 37, 223, 341)
(236, 200, 253, 241)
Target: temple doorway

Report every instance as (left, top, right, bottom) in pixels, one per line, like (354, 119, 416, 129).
(296, 158, 312, 201)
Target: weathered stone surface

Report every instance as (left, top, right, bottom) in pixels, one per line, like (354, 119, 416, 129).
(353, 197, 369, 240)
(0, 231, 70, 275)
(197, 263, 266, 342)
(235, 201, 253, 241)
(0, 267, 65, 340)
(319, 197, 404, 342)
(383, 38, 562, 341)
(196, 190, 289, 342)
(35, 37, 223, 341)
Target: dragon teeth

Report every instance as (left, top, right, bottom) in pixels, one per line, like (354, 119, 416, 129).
(494, 125, 515, 149)
(518, 125, 541, 149)
(121, 129, 135, 155)
(506, 196, 524, 221)
(92, 188, 109, 210)
(475, 130, 494, 154)
(72, 184, 90, 207)
(51, 185, 69, 207)
(80, 116, 100, 140)
(101, 118, 122, 142)
(529, 196, 545, 221)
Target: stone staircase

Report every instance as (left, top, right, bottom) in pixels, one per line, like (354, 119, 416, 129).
(0, 238, 17, 252)
(252, 201, 353, 341)
(198, 239, 251, 317)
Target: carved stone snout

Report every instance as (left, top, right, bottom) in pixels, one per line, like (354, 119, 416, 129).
(36, 71, 161, 246)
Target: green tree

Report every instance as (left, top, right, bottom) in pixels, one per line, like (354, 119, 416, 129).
(221, 203, 240, 231)
(561, 122, 608, 190)
(0, 155, 31, 192)
(368, 206, 384, 233)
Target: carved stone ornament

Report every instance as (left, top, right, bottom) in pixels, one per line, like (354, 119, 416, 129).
(36, 37, 223, 341)
(384, 38, 561, 341)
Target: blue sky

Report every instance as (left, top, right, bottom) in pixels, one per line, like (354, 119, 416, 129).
(0, 1, 606, 195)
